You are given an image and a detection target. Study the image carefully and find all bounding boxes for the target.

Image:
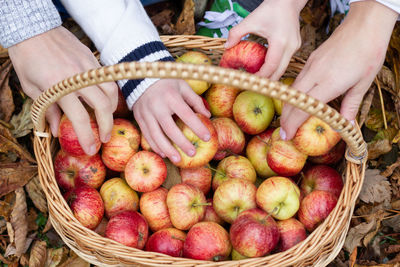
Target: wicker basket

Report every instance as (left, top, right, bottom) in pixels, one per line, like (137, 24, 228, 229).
(31, 35, 368, 267)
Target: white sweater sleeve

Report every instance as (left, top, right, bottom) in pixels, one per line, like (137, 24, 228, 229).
(349, 0, 400, 13)
(60, 0, 174, 109)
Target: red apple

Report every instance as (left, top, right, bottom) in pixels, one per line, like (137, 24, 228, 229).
(205, 84, 241, 118)
(212, 117, 245, 160)
(101, 118, 140, 172)
(140, 134, 152, 151)
(233, 91, 275, 135)
(58, 114, 101, 157)
(173, 114, 218, 168)
(183, 222, 232, 261)
(54, 150, 106, 191)
(219, 40, 267, 73)
(139, 187, 172, 232)
(201, 96, 210, 112)
(293, 116, 341, 156)
(66, 185, 104, 230)
(213, 178, 257, 224)
(300, 164, 343, 199)
(125, 151, 167, 192)
(99, 177, 139, 218)
(309, 140, 346, 165)
(246, 128, 277, 178)
(166, 183, 207, 230)
(230, 208, 279, 258)
(114, 89, 131, 118)
(202, 199, 225, 226)
(267, 128, 307, 177)
(145, 228, 186, 257)
(180, 166, 212, 195)
(105, 211, 148, 248)
(276, 218, 307, 252)
(256, 176, 300, 220)
(94, 217, 108, 236)
(212, 155, 257, 191)
(298, 190, 338, 232)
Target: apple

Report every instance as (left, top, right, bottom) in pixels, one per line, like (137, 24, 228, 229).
(173, 114, 218, 168)
(212, 117, 245, 160)
(58, 113, 101, 157)
(114, 89, 131, 118)
(293, 116, 341, 157)
(219, 40, 267, 73)
(300, 164, 343, 199)
(101, 118, 140, 172)
(180, 166, 212, 195)
(139, 187, 172, 232)
(105, 211, 148, 249)
(202, 198, 225, 226)
(94, 217, 108, 236)
(246, 128, 277, 178)
(212, 155, 257, 191)
(309, 140, 346, 165)
(176, 51, 212, 95)
(233, 91, 275, 135)
(298, 190, 338, 232)
(273, 77, 294, 115)
(54, 150, 106, 191)
(276, 218, 307, 252)
(201, 96, 210, 111)
(166, 183, 208, 230)
(66, 185, 104, 230)
(267, 128, 307, 177)
(145, 228, 186, 257)
(140, 134, 152, 151)
(231, 249, 248, 260)
(213, 178, 257, 224)
(256, 176, 300, 220)
(205, 84, 241, 118)
(230, 208, 279, 258)
(125, 150, 167, 192)
(183, 222, 232, 261)
(99, 178, 139, 218)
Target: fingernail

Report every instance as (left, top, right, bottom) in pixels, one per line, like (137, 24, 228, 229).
(188, 149, 196, 157)
(350, 120, 355, 126)
(160, 152, 166, 158)
(88, 144, 97, 155)
(104, 134, 111, 143)
(280, 128, 287, 141)
(203, 133, 210, 141)
(224, 40, 230, 48)
(172, 155, 180, 163)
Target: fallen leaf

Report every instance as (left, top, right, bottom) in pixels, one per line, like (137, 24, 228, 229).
(344, 220, 376, 252)
(7, 221, 14, 244)
(0, 60, 15, 122)
(45, 247, 69, 267)
(0, 123, 36, 163)
(377, 66, 397, 95)
(10, 187, 28, 256)
(174, 0, 195, 35)
(296, 24, 316, 60)
(10, 98, 34, 138)
(365, 108, 397, 132)
(368, 138, 392, 160)
(29, 240, 47, 267)
(0, 192, 16, 220)
(20, 253, 29, 266)
(349, 246, 357, 267)
(0, 163, 38, 197)
(382, 158, 400, 177)
(359, 169, 392, 204)
(4, 233, 36, 258)
(382, 214, 400, 232)
(25, 175, 47, 213)
(0, 45, 8, 59)
(363, 210, 385, 246)
(162, 158, 181, 189)
(58, 251, 89, 267)
(358, 87, 375, 127)
(27, 208, 38, 232)
(385, 244, 400, 254)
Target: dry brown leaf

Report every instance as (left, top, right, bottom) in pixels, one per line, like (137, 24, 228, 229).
(27, 208, 38, 232)
(10, 98, 34, 138)
(29, 240, 47, 267)
(344, 220, 376, 252)
(0, 45, 8, 59)
(20, 253, 29, 266)
(383, 214, 400, 232)
(377, 66, 397, 95)
(382, 158, 400, 177)
(367, 138, 392, 160)
(385, 244, 400, 254)
(349, 246, 357, 267)
(45, 247, 69, 267)
(7, 221, 14, 243)
(0, 60, 15, 122)
(58, 251, 89, 267)
(363, 210, 385, 246)
(25, 175, 47, 213)
(162, 158, 181, 189)
(296, 24, 316, 60)
(5, 233, 36, 258)
(359, 169, 392, 204)
(0, 163, 37, 197)
(0, 191, 16, 220)
(358, 87, 375, 127)
(174, 0, 195, 35)
(10, 187, 28, 256)
(42, 217, 52, 233)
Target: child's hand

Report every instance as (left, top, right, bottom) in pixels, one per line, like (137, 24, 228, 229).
(225, 0, 306, 81)
(280, 1, 398, 140)
(8, 27, 118, 155)
(133, 79, 211, 164)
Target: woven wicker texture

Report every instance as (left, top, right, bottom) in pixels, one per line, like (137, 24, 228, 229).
(32, 35, 367, 266)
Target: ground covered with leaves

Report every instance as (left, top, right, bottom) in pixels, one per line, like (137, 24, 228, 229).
(0, 0, 399, 266)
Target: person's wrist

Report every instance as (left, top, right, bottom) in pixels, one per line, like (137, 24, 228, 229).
(347, 1, 398, 29)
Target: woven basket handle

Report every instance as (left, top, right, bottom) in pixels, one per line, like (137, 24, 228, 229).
(31, 61, 367, 164)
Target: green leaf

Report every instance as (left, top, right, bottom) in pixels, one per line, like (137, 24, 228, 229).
(35, 212, 47, 228)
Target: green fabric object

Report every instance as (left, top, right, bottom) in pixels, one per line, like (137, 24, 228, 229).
(196, 0, 249, 38)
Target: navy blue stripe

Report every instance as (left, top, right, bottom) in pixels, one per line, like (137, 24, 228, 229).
(121, 55, 175, 99)
(119, 41, 168, 63)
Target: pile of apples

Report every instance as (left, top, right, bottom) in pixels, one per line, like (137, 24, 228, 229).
(54, 41, 346, 261)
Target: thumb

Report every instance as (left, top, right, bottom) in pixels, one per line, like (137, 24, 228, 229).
(340, 84, 366, 122)
(225, 22, 248, 49)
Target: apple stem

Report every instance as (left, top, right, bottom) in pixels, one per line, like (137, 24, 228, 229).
(225, 150, 240, 158)
(297, 172, 305, 186)
(256, 135, 270, 146)
(192, 202, 212, 207)
(171, 235, 185, 242)
(206, 165, 225, 177)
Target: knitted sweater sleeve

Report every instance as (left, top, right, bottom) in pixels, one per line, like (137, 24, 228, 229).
(0, 0, 62, 48)
(61, 0, 174, 110)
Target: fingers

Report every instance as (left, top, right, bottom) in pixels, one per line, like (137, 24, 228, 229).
(57, 94, 97, 155)
(180, 81, 211, 118)
(99, 82, 119, 113)
(225, 22, 248, 49)
(340, 81, 369, 121)
(134, 110, 164, 156)
(269, 40, 300, 81)
(256, 40, 284, 79)
(45, 104, 62, 137)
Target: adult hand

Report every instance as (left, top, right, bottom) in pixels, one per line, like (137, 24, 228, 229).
(133, 79, 211, 164)
(8, 26, 118, 155)
(280, 1, 398, 140)
(225, 0, 307, 80)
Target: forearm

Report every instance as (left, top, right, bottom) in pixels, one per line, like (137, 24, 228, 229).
(0, 0, 61, 48)
(349, 0, 400, 14)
